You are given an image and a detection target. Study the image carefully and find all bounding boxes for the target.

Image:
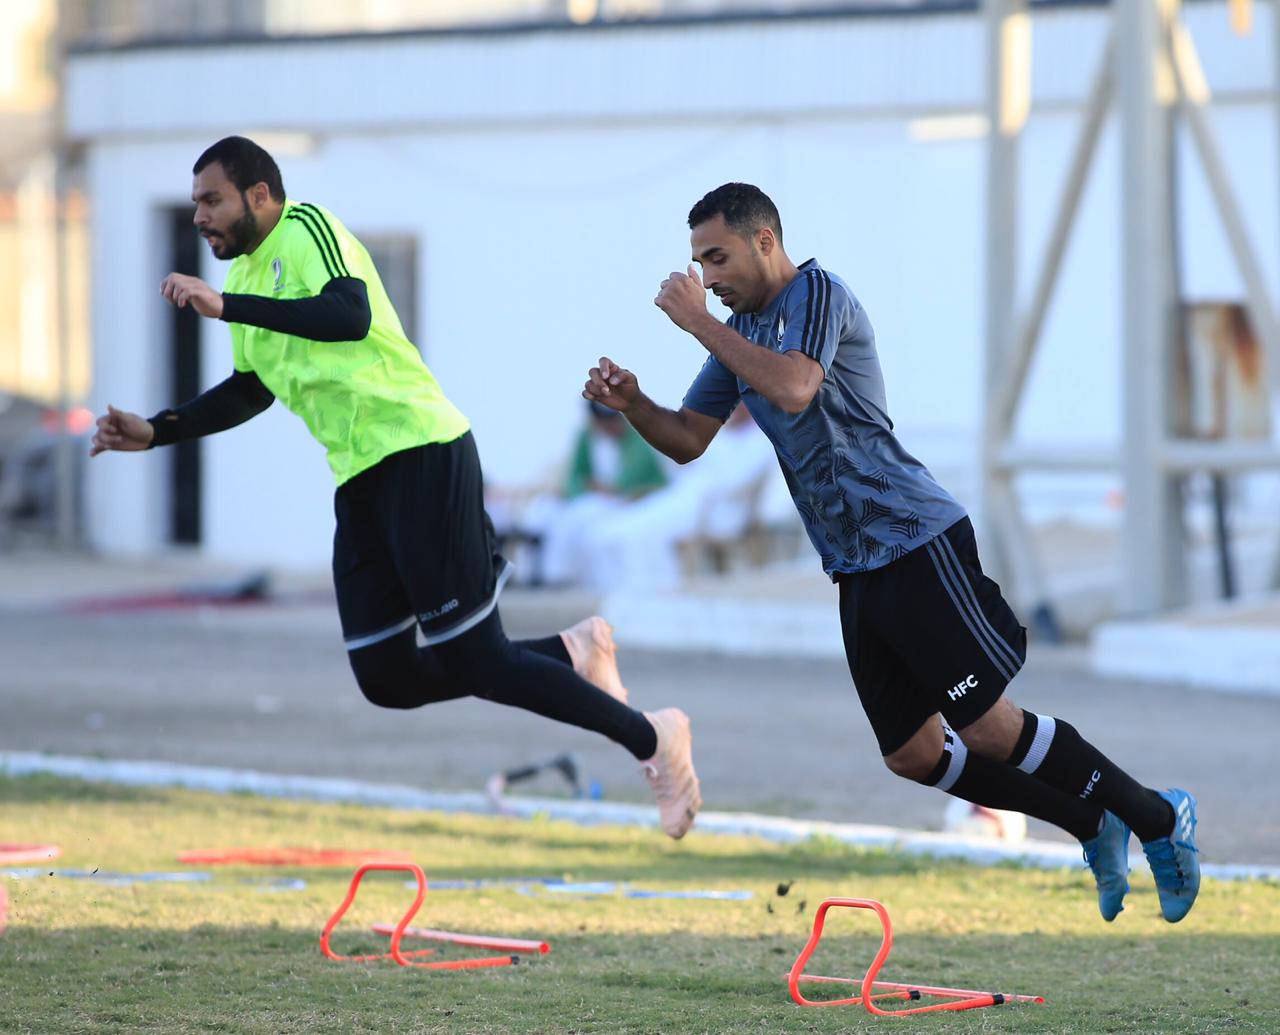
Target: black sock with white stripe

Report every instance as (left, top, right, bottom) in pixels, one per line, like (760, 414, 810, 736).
(922, 721, 1103, 841)
(1009, 713, 1174, 842)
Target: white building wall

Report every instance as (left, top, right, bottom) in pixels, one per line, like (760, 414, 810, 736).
(67, 3, 1280, 567)
(83, 140, 192, 558)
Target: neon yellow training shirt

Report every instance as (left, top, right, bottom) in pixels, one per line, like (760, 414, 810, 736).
(223, 200, 469, 485)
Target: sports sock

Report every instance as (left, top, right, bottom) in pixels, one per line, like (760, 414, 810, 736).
(435, 611, 657, 760)
(923, 721, 1103, 842)
(1009, 713, 1174, 842)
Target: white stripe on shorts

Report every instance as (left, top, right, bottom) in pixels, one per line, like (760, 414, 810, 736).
(344, 614, 417, 652)
(420, 559, 514, 647)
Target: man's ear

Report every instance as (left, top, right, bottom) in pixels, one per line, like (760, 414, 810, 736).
(758, 227, 776, 256)
(248, 181, 272, 210)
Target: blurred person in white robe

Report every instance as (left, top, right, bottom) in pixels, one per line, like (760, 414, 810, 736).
(582, 404, 778, 590)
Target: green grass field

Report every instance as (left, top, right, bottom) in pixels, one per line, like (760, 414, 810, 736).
(1, 774, 1277, 1034)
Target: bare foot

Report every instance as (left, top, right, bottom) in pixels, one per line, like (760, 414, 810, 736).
(561, 616, 629, 704)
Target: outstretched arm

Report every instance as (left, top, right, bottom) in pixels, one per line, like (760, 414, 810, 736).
(90, 369, 275, 456)
(160, 272, 372, 342)
(583, 357, 722, 465)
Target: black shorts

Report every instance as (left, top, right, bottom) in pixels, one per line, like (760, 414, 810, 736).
(837, 517, 1027, 756)
(332, 432, 511, 651)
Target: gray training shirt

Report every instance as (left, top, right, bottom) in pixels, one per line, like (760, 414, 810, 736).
(682, 259, 966, 577)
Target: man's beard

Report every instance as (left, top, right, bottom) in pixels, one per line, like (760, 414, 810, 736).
(211, 200, 261, 259)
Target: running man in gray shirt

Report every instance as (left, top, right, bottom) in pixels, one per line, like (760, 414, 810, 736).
(583, 182, 1199, 925)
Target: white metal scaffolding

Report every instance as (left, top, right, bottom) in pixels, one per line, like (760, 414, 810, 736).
(982, 0, 1280, 625)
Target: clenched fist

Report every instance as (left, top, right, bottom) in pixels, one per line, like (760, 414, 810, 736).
(583, 357, 640, 413)
(90, 405, 154, 456)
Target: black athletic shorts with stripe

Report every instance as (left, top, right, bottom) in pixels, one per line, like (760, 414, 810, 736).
(837, 516, 1027, 756)
(332, 432, 511, 652)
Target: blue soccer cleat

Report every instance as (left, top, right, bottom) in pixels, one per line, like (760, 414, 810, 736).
(1142, 789, 1200, 923)
(1081, 810, 1131, 921)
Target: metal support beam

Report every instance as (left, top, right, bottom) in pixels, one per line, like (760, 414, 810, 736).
(1116, 0, 1187, 614)
(992, 34, 1114, 439)
(1166, 9, 1280, 592)
(1168, 19, 1280, 394)
(981, 0, 1280, 618)
(999, 440, 1280, 473)
(1160, 440, 1280, 471)
(996, 444, 1120, 471)
(982, 0, 1036, 611)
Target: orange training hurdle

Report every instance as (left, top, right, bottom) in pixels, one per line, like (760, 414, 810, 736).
(320, 862, 532, 971)
(371, 923, 550, 956)
(179, 847, 414, 867)
(788, 897, 1045, 1017)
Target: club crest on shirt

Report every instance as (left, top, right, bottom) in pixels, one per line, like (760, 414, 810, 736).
(271, 258, 284, 292)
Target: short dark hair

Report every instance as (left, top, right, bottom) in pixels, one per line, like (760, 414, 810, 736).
(193, 136, 285, 203)
(687, 182, 782, 242)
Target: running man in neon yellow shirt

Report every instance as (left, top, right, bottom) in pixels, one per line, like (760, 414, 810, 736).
(90, 136, 700, 838)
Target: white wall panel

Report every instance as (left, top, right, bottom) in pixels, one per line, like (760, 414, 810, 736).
(68, 3, 1280, 564)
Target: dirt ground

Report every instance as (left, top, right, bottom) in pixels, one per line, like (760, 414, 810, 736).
(1, 592, 1276, 864)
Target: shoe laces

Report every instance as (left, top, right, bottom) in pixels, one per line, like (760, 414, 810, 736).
(642, 758, 672, 795)
(1146, 837, 1197, 888)
(643, 749, 693, 801)
(1082, 843, 1120, 883)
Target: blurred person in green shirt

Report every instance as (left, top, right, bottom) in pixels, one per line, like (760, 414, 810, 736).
(509, 400, 668, 587)
(565, 400, 668, 500)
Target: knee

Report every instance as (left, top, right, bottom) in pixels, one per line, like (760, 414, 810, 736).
(432, 617, 514, 686)
(956, 698, 1024, 760)
(351, 670, 413, 708)
(883, 741, 942, 783)
(883, 714, 950, 782)
(348, 640, 420, 710)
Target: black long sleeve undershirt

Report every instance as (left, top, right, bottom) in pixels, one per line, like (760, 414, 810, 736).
(147, 279, 368, 448)
(219, 277, 371, 342)
(148, 368, 276, 448)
